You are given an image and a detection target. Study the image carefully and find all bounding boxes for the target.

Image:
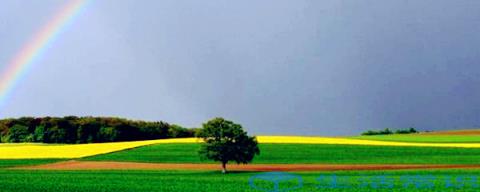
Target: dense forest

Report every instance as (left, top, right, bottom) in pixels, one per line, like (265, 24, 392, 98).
(0, 116, 196, 143)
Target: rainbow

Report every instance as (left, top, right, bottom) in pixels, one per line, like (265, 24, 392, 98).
(0, 0, 89, 114)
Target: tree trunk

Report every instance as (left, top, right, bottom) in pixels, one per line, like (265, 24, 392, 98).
(221, 162, 227, 174)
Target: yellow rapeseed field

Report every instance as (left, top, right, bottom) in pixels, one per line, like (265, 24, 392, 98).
(2, 136, 480, 159)
(256, 136, 480, 148)
(0, 138, 200, 159)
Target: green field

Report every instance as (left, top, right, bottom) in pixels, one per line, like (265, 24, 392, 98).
(352, 135, 480, 143)
(3, 136, 480, 191)
(0, 159, 63, 168)
(0, 169, 479, 192)
(85, 143, 480, 164)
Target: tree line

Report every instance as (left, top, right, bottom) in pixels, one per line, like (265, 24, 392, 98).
(361, 127, 418, 136)
(0, 116, 196, 143)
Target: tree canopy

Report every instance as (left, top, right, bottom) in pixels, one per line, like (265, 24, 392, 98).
(0, 116, 196, 143)
(197, 117, 259, 173)
(361, 127, 418, 135)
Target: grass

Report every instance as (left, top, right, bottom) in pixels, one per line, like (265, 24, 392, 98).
(85, 143, 480, 164)
(0, 159, 63, 168)
(352, 135, 480, 143)
(0, 169, 479, 192)
(3, 134, 480, 192)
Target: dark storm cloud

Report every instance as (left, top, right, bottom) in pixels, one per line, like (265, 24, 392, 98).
(0, 0, 479, 135)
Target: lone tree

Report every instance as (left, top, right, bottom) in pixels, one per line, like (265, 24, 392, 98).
(197, 117, 260, 173)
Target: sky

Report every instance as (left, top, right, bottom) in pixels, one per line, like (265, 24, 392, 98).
(0, 0, 479, 136)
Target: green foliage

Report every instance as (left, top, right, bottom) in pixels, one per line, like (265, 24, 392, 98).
(197, 118, 259, 173)
(0, 116, 196, 144)
(76, 118, 101, 143)
(44, 126, 67, 143)
(98, 127, 118, 142)
(168, 124, 194, 138)
(361, 130, 379, 136)
(6, 125, 31, 142)
(395, 127, 418, 134)
(361, 128, 417, 135)
(33, 125, 45, 142)
(87, 143, 480, 165)
(0, 136, 8, 143)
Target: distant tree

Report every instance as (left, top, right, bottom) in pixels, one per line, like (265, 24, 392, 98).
(0, 123, 8, 143)
(379, 128, 393, 135)
(0, 116, 196, 143)
(7, 124, 30, 142)
(33, 125, 45, 142)
(197, 118, 260, 174)
(168, 124, 192, 138)
(361, 130, 378, 136)
(16, 117, 37, 133)
(98, 127, 118, 142)
(395, 127, 418, 134)
(138, 121, 169, 140)
(77, 117, 100, 143)
(362, 127, 418, 135)
(57, 118, 77, 143)
(408, 127, 417, 133)
(44, 126, 67, 143)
